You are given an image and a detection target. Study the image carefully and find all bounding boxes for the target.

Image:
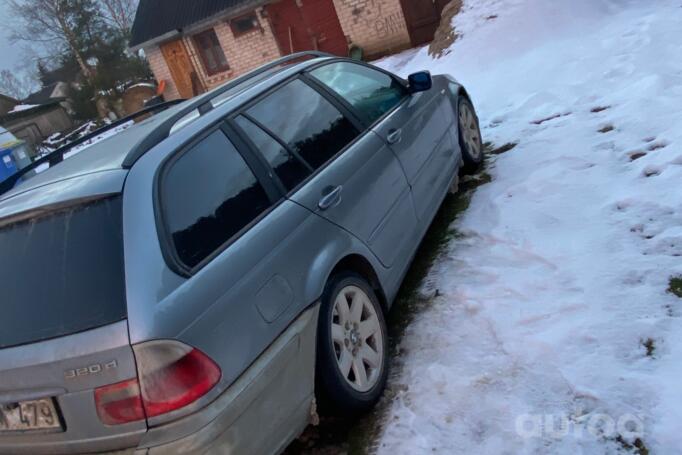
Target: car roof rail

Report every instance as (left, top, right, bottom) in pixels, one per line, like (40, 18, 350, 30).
(121, 51, 334, 168)
(0, 99, 184, 197)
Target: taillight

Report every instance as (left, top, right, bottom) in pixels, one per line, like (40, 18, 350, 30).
(94, 341, 221, 425)
(94, 378, 145, 425)
(134, 341, 222, 418)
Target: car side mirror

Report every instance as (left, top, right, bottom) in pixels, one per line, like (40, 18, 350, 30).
(408, 71, 432, 93)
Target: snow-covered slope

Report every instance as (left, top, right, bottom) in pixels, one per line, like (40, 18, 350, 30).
(376, 0, 682, 453)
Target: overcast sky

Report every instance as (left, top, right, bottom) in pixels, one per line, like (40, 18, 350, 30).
(0, 2, 22, 73)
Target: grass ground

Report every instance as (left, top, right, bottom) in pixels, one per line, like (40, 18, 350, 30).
(668, 277, 682, 298)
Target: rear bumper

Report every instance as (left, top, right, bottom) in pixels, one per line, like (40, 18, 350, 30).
(137, 304, 319, 455)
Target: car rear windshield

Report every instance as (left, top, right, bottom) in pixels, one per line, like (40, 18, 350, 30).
(0, 196, 126, 349)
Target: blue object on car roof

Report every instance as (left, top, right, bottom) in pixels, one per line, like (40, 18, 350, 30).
(0, 127, 33, 186)
(0, 146, 19, 182)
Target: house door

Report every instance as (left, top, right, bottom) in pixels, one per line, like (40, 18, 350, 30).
(160, 39, 198, 99)
(266, 0, 348, 56)
(400, 0, 449, 46)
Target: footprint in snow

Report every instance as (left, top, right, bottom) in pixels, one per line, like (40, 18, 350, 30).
(642, 166, 663, 177)
(531, 112, 571, 125)
(629, 151, 647, 161)
(648, 141, 668, 151)
(643, 236, 682, 257)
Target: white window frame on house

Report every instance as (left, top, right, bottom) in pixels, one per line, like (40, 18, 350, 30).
(193, 28, 230, 76)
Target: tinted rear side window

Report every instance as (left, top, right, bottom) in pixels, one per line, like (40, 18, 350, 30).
(161, 130, 271, 269)
(235, 115, 311, 191)
(246, 79, 358, 170)
(310, 62, 407, 125)
(0, 197, 126, 349)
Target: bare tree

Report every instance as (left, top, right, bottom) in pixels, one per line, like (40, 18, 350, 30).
(0, 70, 33, 99)
(6, 0, 95, 82)
(99, 0, 137, 34)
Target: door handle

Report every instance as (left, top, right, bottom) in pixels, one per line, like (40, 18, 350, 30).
(387, 128, 402, 144)
(318, 186, 343, 211)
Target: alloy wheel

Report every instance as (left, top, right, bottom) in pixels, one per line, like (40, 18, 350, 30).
(331, 285, 385, 393)
(459, 102, 482, 160)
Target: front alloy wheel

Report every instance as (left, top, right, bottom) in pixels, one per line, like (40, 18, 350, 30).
(458, 96, 484, 172)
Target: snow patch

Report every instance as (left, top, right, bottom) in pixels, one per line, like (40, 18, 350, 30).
(375, 0, 682, 453)
(8, 104, 40, 113)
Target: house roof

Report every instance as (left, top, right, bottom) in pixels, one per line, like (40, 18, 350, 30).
(23, 83, 63, 106)
(0, 94, 19, 104)
(0, 100, 63, 124)
(129, 0, 262, 49)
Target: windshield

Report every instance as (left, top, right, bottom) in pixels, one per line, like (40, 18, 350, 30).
(0, 196, 126, 349)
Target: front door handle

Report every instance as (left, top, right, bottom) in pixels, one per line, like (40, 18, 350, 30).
(387, 128, 402, 144)
(318, 185, 343, 211)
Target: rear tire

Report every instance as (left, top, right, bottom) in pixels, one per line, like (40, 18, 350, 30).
(457, 96, 484, 173)
(316, 272, 389, 415)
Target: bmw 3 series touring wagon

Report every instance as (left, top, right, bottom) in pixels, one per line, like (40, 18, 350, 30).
(0, 52, 483, 454)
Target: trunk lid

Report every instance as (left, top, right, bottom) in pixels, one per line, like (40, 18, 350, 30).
(0, 195, 146, 453)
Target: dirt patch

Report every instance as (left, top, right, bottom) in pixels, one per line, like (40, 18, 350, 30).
(641, 338, 656, 357)
(648, 142, 667, 151)
(668, 277, 682, 298)
(616, 436, 650, 455)
(531, 112, 571, 125)
(429, 0, 463, 58)
(488, 142, 518, 155)
(629, 151, 647, 161)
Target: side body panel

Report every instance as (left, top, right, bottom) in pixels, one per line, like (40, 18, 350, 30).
(289, 131, 418, 268)
(122, 107, 393, 448)
(373, 76, 460, 223)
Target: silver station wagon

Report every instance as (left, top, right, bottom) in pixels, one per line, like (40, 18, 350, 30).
(0, 52, 483, 454)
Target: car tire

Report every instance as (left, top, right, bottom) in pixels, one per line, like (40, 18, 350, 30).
(316, 272, 389, 415)
(457, 96, 484, 173)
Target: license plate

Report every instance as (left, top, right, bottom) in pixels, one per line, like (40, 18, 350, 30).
(0, 399, 62, 433)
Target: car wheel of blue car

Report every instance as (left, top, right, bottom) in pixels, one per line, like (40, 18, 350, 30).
(316, 272, 389, 415)
(458, 96, 484, 173)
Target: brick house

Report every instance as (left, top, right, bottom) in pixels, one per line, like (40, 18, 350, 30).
(129, 0, 449, 100)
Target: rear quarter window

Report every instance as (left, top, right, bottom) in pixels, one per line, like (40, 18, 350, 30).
(160, 129, 272, 269)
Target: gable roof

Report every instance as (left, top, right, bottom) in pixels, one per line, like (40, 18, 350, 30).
(23, 83, 64, 106)
(0, 94, 19, 104)
(129, 0, 262, 49)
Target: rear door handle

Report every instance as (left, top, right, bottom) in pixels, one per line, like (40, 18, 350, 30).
(318, 186, 343, 211)
(387, 128, 402, 144)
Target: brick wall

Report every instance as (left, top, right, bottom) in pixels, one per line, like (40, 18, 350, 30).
(145, 1, 414, 100)
(331, 0, 411, 58)
(146, 7, 281, 101)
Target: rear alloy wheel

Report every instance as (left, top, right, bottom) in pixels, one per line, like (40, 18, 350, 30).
(458, 96, 484, 173)
(316, 273, 388, 414)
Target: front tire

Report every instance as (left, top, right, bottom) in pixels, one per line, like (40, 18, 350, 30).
(316, 272, 389, 415)
(457, 96, 484, 173)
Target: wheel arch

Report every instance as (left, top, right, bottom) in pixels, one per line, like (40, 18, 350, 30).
(328, 254, 389, 314)
(457, 86, 473, 105)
